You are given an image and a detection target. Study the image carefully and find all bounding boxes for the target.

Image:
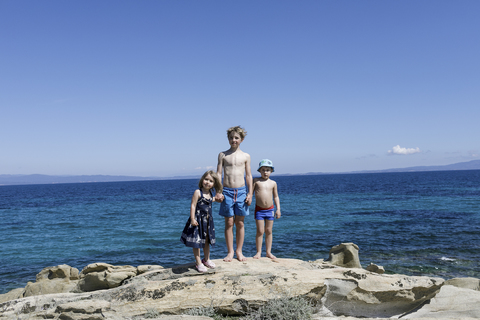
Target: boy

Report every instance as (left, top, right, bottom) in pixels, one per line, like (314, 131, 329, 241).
(252, 159, 281, 259)
(216, 126, 253, 262)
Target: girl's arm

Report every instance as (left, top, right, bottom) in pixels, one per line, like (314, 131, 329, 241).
(273, 182, 281, 218)
(190, 190, 201, 226)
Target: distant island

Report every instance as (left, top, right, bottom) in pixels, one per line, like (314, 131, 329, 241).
(1, 159, 480, 186)
(327, 159, 480, 174)
(0, 174, 197, 186)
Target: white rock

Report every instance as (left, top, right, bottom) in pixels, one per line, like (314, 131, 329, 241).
(402, 285, 480, 319)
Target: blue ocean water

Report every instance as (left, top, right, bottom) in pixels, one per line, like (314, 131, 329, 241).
(1, 170, 479, 294)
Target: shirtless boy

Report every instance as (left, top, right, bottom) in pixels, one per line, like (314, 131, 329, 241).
(252, 159, 281, 259)
(216, 126, 253, 262)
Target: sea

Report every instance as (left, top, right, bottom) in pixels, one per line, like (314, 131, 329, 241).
(1, 170, 479, 294)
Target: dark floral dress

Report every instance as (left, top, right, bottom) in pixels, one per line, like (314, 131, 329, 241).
(180, 189, 215, 248)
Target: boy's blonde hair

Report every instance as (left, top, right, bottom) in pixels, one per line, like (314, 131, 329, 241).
(227, 126, 247, 140)
(199, 170, 223, 194)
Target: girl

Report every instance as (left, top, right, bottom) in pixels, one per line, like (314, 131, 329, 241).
(180, 170, 223, 272)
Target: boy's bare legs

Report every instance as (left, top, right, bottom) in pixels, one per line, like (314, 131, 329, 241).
(253, 219, 265, 259)
(224, 217, 235, 262)
(235, 216, 247, 261)
(264, 220, 276, 259)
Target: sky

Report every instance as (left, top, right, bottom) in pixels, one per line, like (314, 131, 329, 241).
(1, 1, 479, 177)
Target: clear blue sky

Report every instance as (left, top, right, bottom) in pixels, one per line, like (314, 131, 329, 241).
(1, 1, 479, 177)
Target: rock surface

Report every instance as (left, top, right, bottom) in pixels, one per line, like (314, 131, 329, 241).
(444, 277, 480, 291)
(402, 284, 480, 319)
(2, 257, 474, 320)
(1, 243, 479, 320)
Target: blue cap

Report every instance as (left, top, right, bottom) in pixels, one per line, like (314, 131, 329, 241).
(257, 159, 274, 172)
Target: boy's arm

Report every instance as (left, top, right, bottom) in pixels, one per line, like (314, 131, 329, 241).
(273, 181, 281, 218)
(216, 152, 224, 182)
(215, 152, 225, 202)
(245, 154, 253, 205)
(251, 178, 258, 201)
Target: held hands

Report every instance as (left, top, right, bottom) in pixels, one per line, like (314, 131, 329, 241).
(245, 194, 253, 206)
(214, 193, 225, 202)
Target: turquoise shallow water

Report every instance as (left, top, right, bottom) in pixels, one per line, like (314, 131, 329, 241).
(1, 170, 479, 294)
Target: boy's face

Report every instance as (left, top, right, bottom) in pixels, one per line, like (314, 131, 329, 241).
(228, 132, 243, 148)
(259, 166, 272, 179)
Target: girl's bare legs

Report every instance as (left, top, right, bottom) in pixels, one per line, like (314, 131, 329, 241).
(204, 237, 211, 261)
(224, 217, 235, 261)
(253, 219, 265, 259)
(193, 248, 202, 266)
(265, 220, 276, 259)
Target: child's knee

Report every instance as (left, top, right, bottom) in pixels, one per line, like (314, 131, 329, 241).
(234, 216, 245, 227)
(235, 220, 245, 228)
(225, 218, 234, 228)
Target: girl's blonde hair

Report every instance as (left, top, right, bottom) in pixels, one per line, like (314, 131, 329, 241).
(198, 170, 223, 194)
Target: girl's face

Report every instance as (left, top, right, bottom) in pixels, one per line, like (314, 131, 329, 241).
(202, 174, 215, 190)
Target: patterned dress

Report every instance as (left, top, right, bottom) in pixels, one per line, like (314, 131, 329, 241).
(180, 189, 215, 248)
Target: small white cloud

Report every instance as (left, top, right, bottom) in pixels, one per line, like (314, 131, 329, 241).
(388, 145, 421, 155)
(468, 150, 479, 158)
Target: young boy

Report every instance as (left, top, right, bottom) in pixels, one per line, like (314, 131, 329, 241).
(216, 126, 253, 262)
(252, 159, 281, 259)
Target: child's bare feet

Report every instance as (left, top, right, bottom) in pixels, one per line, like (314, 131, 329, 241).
(253, 252, 261, 259)
(236, 251, 247, 261)
(266, 253, 277, 259)
(223, 252, 234, 262)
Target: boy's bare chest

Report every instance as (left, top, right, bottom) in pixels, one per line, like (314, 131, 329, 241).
(255, 180, 273, 192)
(223, 153, 246, 167)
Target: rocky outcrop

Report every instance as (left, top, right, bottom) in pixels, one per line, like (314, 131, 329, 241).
(444, 277, 480, 291)
(23, 264, 79, 297)
(366, 262, 385, 274)
(0, 263, 164, 304)
(321, 272, 441, 318)
(326, 242, 362, 268)
(402, 284, 480, 319)
(0, 258, 457, 319)
(1, 244, 479, 320)
(0, 288, 24, 305)
(77, 263, 138, 292)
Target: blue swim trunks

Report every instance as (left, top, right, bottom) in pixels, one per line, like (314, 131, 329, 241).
(219, 186, 250, 217)
(255, 205, 275, 221)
